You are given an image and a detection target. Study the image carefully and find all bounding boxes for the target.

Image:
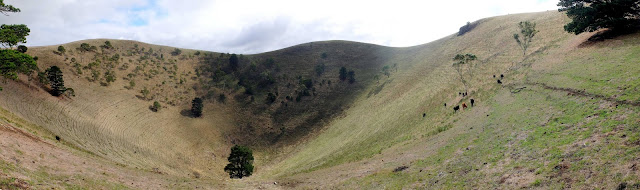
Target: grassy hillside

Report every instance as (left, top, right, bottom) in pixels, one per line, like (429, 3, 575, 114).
(1, 10, 639, 189)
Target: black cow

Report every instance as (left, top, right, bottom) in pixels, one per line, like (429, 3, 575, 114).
(444, 103, 447, 107)
(493, 75, 496, 78)
(497, 79, 502, 84)
(500, 74, 504, 79)
(470, 99, 475, 107)
(423, 113, 426, 117)
(453, 105, 460, 112)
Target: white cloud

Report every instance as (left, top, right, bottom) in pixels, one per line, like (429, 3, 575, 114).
(0, 0, 558, 53)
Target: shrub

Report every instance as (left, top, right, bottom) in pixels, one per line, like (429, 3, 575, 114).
(224, 145, 254, 179)
(57, 45, 65, 54)
(315, 63, 325, 76)
(171, 48, 182, 56)
(266, 92, 276, 104)
(151, 101, 161, 112)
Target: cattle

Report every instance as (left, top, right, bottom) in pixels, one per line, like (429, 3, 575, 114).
(500, 74, 504, 79)
(444, 103, 447, 107)
(470, 99, 475, 107)
(493, 75, 496, 78)
(462, 103, 467, 109)
(423, 113, 426, 117)
(453, 105, 460, 112)
(497, 79, 502, 84)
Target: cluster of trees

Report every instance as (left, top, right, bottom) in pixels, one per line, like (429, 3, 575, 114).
(339, 67, 355, 83)
(0, 1, 38, 92)
(458, 21, 477, 36)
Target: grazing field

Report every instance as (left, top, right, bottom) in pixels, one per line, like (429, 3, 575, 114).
(1, 10, 639, 189)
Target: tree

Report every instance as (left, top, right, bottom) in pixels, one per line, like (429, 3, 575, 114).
(513, 21, 538, 56)
(347, 70, 355, 84)
(16, 45, 26, 53)
(452, 54, 477, 93)
(0, 49, 37, 82)
(224, 145, 254, 179)
(46, 66, 65, 96)
(339, 67, 347, 81)
(57, 45, 65, 54)
(0, 0, 20, 16)
(229, 54, 239, 71)
(558, 0, 640, 35)
(0, 24, 30, 49)
(382, 65, 391, 77)
(79, 43, 91, 52)
(191, 97, 203, 117)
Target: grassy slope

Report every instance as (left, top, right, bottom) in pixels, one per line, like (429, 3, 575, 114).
(267, 11, 640, 189)
(1, 10, 639, 189)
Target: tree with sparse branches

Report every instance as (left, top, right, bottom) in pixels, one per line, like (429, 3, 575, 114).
(0, 0, 20, 16)
(0, 24, 30, 49)
(224, 145, 254, 179)
(452, 54, 477, 93)
(558, 0, 640, 35)
(513, 21, 538, 56)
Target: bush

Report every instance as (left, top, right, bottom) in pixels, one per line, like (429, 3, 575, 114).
(266, 92, 277, 104)
(224, 145, 254, 179)
(458, 21, 477, 36)
(151, 101, 161, 112)
(171, 48, 182, 56)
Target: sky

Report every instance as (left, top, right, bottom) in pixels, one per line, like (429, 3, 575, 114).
(1, 0, 559, 54)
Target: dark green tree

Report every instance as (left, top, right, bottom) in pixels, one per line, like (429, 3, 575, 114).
(0, 0, 20, 15)
(46, 66, 65, 96)
(16, 45, 27, 53)
(57, 45, 65, 54)
(229, 54, 239, 71)
(558, 0, 640, 35)
(348, 70, 355, 84)
(224, 145, 254, 179)
(339, 67, 347, 81)
(513, 21, 539, 56)
(0, 24, 29, 48)
(191, 97, 203, 117)
(0, 49, 37, 90)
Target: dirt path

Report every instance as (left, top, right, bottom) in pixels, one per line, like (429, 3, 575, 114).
(513, 82, 640, 107)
